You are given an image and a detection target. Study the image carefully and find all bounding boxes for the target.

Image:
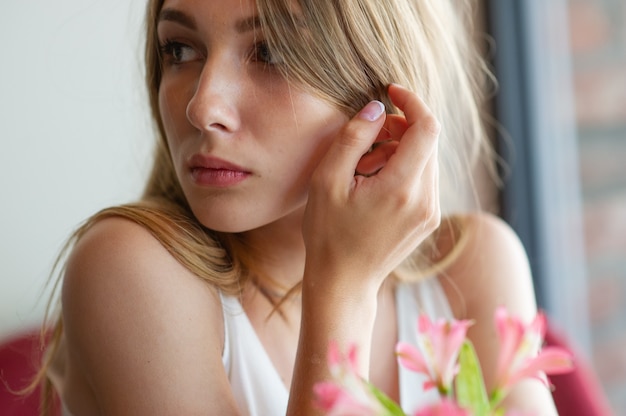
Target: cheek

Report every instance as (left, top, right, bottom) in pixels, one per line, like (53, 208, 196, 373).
(158, 79, 192, 142)
(157, 82, 196, 186)
(286, 107, 348, 181)
(297, 103, 348, 161)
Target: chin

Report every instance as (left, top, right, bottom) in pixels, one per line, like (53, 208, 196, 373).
(189, 199, 306, 234)
(192, 210, 264, 234)
(197, 217, 253, 233)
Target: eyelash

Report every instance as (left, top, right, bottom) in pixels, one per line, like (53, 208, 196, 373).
(249, 41, 279, 65)
(159, 39, 279, 67)
(159, 40, 197, 65)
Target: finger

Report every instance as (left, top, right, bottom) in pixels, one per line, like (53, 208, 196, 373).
(361, 114, 408, 175)
(404, 157, 441, 245)
(374, 114, 409, 143)
(387, 83, 436, 127)
(378, 84, 440, 181)
(315, 101, 386, 184)
(412, 148, 441, 233)
(355, 141, 399, 176)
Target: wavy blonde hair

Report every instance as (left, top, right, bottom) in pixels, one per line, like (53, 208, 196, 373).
(29, 0, 494, 413)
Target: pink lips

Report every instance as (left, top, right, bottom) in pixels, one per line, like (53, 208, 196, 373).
(188, 154, 251, 187)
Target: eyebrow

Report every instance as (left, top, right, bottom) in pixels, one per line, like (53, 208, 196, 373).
(158, 8, 197, 30)
(235, 16, 262, 33)
(158, 8, 262, 34)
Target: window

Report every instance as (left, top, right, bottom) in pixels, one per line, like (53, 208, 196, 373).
(485, 0, 626, 411)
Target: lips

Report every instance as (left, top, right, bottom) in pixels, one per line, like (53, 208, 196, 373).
(188, 154, 251, 187)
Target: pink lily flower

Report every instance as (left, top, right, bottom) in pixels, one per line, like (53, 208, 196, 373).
(412, 399, 471, 416)
(493, 306, 574, 395)
(313, 381, 383, 416)
(396, 315, 473, 394)
(313, 341, 385, 416)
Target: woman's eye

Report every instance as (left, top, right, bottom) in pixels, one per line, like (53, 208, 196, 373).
(251, 42, 279, 65)
(160, 40, 199, 64)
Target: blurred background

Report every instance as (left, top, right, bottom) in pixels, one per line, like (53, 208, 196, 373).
(1, 0, 151, 339)
(1, 0, 624, 413)
(568, 0, 626, 411)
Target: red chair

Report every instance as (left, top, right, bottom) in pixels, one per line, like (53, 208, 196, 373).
(546, 324, 614, 416)
(0, 330, 46, 415)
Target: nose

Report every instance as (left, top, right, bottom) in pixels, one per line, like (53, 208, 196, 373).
(186, 57, 241, 134)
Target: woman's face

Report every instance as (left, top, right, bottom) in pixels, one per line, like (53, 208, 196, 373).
(157, 0, 348, 233)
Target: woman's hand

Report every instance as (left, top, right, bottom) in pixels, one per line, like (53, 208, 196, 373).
(302, 84, 441, 295)
(289, 85, 442, 415)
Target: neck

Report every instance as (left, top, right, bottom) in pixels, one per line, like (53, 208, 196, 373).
(239, 207, 307, 291)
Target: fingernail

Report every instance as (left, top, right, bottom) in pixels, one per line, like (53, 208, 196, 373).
(359, 100, 385, 121)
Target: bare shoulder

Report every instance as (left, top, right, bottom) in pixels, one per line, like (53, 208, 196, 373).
(435, 213, 557, 414)
(61, 216, 239, 415)
(436, 211, 537, 321)
(63, 216, 223, 327)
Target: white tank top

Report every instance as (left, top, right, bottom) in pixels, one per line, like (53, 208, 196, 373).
(62, 277, 453, 416)
(221, 277, 453, 415)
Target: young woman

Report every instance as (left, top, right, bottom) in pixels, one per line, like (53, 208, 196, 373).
(36, 0, 559, 414)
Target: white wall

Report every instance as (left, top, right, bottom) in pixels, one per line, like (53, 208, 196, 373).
(1, 1, 152, 340)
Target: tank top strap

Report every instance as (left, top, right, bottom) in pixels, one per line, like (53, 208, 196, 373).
(218, 292, 289, 415)
(395, 276, 453, 413)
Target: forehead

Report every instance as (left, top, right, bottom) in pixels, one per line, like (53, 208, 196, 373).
(159, 0, 259, 20)
(158, 0, 304, 28)
(156, 0, 268, 43)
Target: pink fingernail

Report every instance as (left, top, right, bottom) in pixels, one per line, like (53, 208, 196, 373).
(359, 100, 385, 121)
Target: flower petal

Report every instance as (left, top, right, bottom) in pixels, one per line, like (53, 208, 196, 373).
(494, 307, 526, 385)
(506, 347, 575, 387)
(313, 381, 343, 411)
(439, 320, 473, 386)
(396, 341, 431, 375)
(412, 399, 471, 416)
(328, 341, 342, 372)
(418, 314, 434, 334)
(347, 343, 360, 374)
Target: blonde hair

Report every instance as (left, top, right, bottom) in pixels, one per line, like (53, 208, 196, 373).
(29, 0, 493, 413)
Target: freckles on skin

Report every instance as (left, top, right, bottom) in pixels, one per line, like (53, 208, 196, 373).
(256, 81, 347, 170)
(154, 0, 350, 232)
(158, 92, 184, 146)
(158, 97, 192, 188)
(279, 99, 348, 188)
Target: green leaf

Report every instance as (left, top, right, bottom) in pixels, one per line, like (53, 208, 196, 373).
(492, 408, 506, 416)
(455, 341, 491, 416)
(489, 388, 508, 410)
(367, 382, 407, 416)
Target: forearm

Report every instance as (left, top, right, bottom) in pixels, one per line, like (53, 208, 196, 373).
(288, 85, 442, 415)
(286, 269, 379, 415)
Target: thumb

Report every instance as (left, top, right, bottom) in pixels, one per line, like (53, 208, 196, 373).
(317, 100, 386, 182)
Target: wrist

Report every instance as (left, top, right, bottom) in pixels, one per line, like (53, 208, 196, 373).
(302, 260, 382, 301)
(299, 267, 380, 364)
